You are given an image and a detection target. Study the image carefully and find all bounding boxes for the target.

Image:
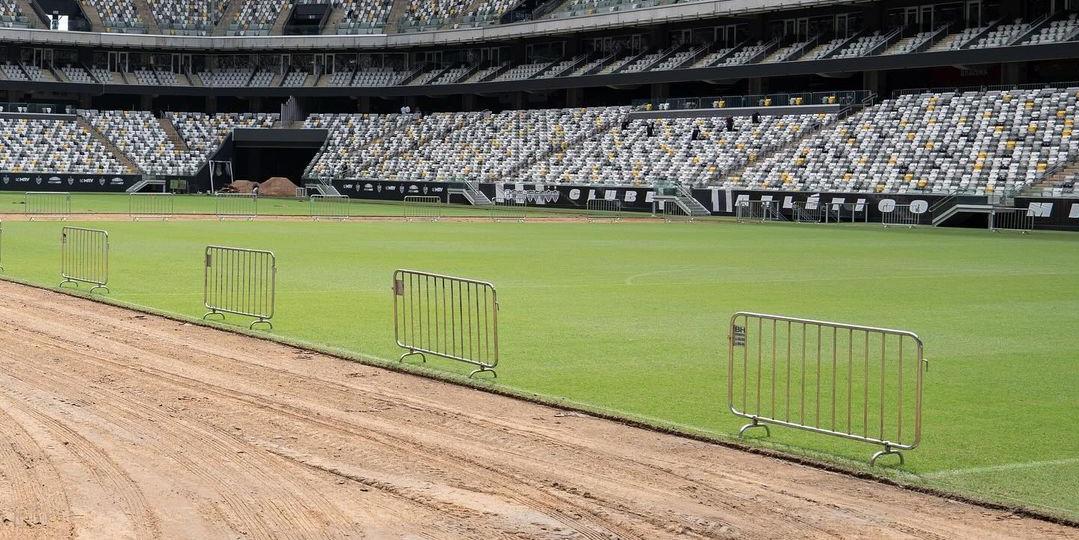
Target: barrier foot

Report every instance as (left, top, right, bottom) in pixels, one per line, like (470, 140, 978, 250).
(468, 367, 497, 379)
(737, 419, 770, 439)
(249, 319, 273, 331)
(88, 285, 110, 295)
(869, 444, 904, 467)
(58, 279, 78, 290)
(399, 350, 426, 364)
(203, 311, 226, 322)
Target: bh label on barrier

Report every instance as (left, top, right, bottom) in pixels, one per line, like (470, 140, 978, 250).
(732, 325, 746, 347)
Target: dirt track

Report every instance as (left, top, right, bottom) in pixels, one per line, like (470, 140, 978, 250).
(0, 281, 1073, 539)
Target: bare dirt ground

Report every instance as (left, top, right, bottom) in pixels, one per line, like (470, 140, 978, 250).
(0, 281, 1074, 539)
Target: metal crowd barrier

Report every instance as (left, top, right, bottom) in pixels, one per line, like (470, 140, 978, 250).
(25, 191, 71, 221)
(989, 207, 1033, 234)
(393, 269, 499, 378)
(882, 205, 919, 228)
(203, 245, 276, 330)
(214, 193, 258, 220)
(660, 200, 693, 222)
(793, 202, 842, 224)
(836, 202, 870, 224)
(728, 312, 926, 465)
(310, 194, 352, 220)
(403, 196, 443, 221)
(586, 198, 623, 222)
(129, 192, 175, 220)
(736, 201, 783, 223)
(490, 199, 527, 222)
(59, 226, 109, 294)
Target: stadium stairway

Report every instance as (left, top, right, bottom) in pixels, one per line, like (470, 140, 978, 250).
(13, 0, 44, 27)
(321, 4, 348, 34)
(675, 186, 711, 216)
(76, 116, 141, 174)
(79, 0, 106, 32)
(270, 4, 291, 35)
(158, 116, 191, 151)
(213, 0, 245, 36)
(131, 0, 161, 33)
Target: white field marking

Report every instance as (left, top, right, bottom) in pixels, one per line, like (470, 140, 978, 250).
(922, 457, 1079, 479)
(623, 267, 703, 286)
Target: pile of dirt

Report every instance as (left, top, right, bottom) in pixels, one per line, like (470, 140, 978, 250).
(259, 177, 300, 197)
(227, 180, 259, 193)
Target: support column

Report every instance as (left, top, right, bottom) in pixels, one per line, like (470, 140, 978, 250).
(862, 70, 883, 96)
(566, 87, 582, 107)
(747, 77, 763, 95)
(650, 82, 669, 102)
(205, 95, 217, 114)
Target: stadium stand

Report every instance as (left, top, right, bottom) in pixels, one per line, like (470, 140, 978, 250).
(60, 65, 96, 83)
(732, 88, 1079, 195)
(970, 20, 1030, 49)
(227, 0, 286, 35)
(335, 0, 394, 33)
(168, 112, 279, 158)
(79, 110, 205, 175)
(0, 62, 27, 80)
(1024, 14, 1079, 45)
(0, 0, 28, 27)
(363, 108, 610, 181)
(0, 117, 131, 174)
(149, 0, 228, 35)
(832, 32, 887, 59)
(517, 110, 826, 185)
(86, 0, 143, 32)
(199, 68, 254, 87)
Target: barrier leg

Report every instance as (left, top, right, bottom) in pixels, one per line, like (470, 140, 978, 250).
(203, 310, 226, 322)
(249, 318, 273, 331)
(737, 417, 771, 438)
(870, 443, 904, 466)
(469, 366, 498, 379)
(59, 279, 78, 289)
(88, 284, 110, 295)
(399, 350, 427, 364)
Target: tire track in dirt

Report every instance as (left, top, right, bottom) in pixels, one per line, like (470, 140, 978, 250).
(0, 280, 1075, 539)
(6, 314, 641, 540)
(0, 405, 73, 539)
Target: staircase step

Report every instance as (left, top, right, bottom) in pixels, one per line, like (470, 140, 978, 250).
(78, 116, 141, 174)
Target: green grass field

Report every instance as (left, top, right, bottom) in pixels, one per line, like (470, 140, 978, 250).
(1, 195, 1077, 520)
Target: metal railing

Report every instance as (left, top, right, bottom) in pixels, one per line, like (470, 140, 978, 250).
(214, 193, 258, 220)
(129, 193, 175, 220)
(393, 269, 499, 378)
(403, 196, 443, 221)
(989, 207, 1034, 233)
(634, 90, 872, 111)
(659, 199, 694, 222)
(203, 246, 276, 330)
(586, 198, 623, 222)
(735, 200, 783, 223)
(728, 312, 926, 465)
(309, 194, 351, 220)
(59, 227, 109, 294)
(882, 204, 919, 228)
(490, 199, 528, 222)
(793, 201, 841, 223)
(25, 192, 71, 220)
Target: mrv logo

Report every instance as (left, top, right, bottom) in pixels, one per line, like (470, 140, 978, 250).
(502, 188, 560, 204)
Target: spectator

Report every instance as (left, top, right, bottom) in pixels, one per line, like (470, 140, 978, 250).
(646, 121, 655, 137)
(752, 111, 761, 124)
(726, 116, 734, 132)
(691, 125, 700, 140)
